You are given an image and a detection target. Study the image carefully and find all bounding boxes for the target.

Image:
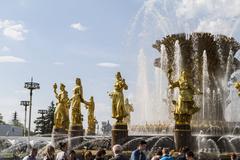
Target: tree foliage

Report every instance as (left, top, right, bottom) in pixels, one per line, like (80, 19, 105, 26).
(0, 113, 5, 124)
(11, 111, 23, 127)
(34, 101, 55, 135)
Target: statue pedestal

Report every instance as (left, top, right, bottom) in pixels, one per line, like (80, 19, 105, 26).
(51, 127, 68, 146)
(111, 123, 128, 146)
(87, 129, 95, 136)
(68, 125, 84, 149)
(174, 124, 192, 151)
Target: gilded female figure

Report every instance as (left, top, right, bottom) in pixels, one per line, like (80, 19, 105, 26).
(70, 78, 87, 126)
(123, 98, 134, 125)
(53, 83, 70, 129)
(86, 96, 96, 133)
(109, 72, 128, 123)
(169, 71, 201, 115)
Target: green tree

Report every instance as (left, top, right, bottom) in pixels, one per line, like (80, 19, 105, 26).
(45, 101, 55, 133)
(34, 117, 44, 134)
(11, 111, 23, 127)
(0, 113, 5, 124)
(34, 101, 55, 134)
(34, 110, 47, 134)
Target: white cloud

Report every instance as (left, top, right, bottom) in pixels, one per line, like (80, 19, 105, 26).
(96, 62, 120, 68)
(176, 0, 240, 19)
(196, 19, 232, 35)
(175, 0, 240, 35)
(53, 62, 64, 65)
(0, 56, 26, 63)
(70, 22, 87, 31)
(176, 0, 207, 19)
(0, 20, 28, 41)
(1, 46, 10, 52)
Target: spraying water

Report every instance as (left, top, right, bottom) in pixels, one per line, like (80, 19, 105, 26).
(202, 50, 209, 119)
(174, 40, 182, 80)
(225, 50, 234, 85)
(134, 49, 150, 124)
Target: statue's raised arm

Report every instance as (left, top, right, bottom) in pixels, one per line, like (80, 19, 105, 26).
(53, 83, 69, 130)
(53, 83, 59, 100)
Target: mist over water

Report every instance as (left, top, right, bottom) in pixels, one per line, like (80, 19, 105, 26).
(128, 0, 240, 125)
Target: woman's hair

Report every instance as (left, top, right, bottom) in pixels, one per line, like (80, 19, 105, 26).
(46, 144, 54, 152)
(96, 148, 106, 158)
(169, 149, 175, 156)
(156, 147, 162, 156)
(44, 145, 55, 157)
(69, 150, 76, 155)
(181, 146, 190, 154)
(59, 142, 67, 151)
(186, 151, 194, 158)
(231, 153, 237, 159)
(84, 151, 93, 159)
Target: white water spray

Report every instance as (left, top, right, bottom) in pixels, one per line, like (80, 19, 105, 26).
(134, 49, 150, 124)
(202, 50, 209, 119)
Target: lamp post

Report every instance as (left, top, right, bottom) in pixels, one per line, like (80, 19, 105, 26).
(38, 109, 47, 118)
(20, 101, 30, 137)
(24, 77, 40, 145)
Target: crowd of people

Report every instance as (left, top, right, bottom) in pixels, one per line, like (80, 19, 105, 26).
(129, 141, 195, 160)
(22, 140, 239, 160)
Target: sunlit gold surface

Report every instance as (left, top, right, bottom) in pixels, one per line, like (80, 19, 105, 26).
(86, 96, 96, 134)
(53, 83, 70, 130)
(109, 72, 128, 123)
(123, 98, 134, 125)
(235, 82, 240, 96)
(70, 78, 88, 127)
(169, 70, 201, 124)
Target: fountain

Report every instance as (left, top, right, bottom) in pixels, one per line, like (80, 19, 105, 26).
(151, 32, 240, 154)
(153, 33, 240, 123)
(1, 33, 240, 160)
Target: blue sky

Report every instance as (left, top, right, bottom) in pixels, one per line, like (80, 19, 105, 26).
(0, 0, 240, 129)
(0, 0, 142, 127)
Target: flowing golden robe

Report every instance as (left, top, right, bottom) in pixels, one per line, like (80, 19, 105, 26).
(54, 84, 70, 129)
(87, 97, 96, 133)
(169, 72, 200, 115)
(110, 72, 128, 123)
(70, 80, 86, 126)
(123, 99, 134, 124)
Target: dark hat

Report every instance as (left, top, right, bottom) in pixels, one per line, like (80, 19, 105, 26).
(139, 140, 147, 145)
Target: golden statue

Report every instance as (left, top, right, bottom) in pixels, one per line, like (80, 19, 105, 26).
(123, 98, 134, 125)
(169, 70, 201, 124)
(53, 83, 70, 130)
(69, 78, 88, 127)
(86, 96, 96, 134)
(109, 72, 128, 123)
(235, 82, 240, 96)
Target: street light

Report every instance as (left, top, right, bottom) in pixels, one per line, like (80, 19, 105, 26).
(38, 109, 47, 134)
(24, 77, 40, 145)
(38, 109, 47, 114)
(20, 101, 30, 137)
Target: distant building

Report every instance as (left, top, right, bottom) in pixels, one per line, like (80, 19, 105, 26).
(0, 124, 23, 136)
(101, 120, 112, 135)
